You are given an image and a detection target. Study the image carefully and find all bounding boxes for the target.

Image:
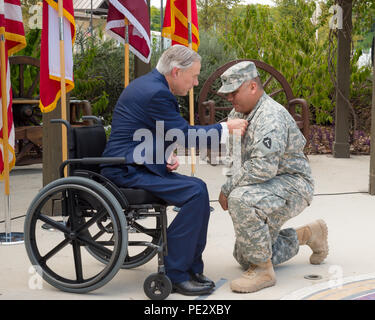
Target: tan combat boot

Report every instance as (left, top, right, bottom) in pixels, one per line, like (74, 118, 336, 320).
(230, 259, 276, 293)
(296, 219, 329, 265)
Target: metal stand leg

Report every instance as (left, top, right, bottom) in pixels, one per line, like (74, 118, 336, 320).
(0, 194, 24, 245)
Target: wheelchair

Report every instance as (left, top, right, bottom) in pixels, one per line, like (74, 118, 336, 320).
(24, 116, 172, 300)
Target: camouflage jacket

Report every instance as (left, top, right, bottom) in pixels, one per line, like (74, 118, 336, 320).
(221, 92, 314, 202)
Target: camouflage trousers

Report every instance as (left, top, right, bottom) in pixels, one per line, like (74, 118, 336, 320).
(228, 182, 309, 269)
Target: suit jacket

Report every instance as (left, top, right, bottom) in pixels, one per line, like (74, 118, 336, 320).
(102, 68, 222, 177)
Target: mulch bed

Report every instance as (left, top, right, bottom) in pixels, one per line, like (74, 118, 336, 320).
(306, 125, 371, 155)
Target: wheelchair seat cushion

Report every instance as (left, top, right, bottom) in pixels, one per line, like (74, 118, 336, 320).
(120, 188, 167, 206)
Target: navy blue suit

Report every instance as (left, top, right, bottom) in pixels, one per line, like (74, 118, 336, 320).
(101, 69, 222, 283)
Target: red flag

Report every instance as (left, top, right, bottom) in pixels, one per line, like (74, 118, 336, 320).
(162, 0, 200, 51)
(39, 0, 75, 113)
(106, 0, 151, 63)
(0, 0, 26, 179)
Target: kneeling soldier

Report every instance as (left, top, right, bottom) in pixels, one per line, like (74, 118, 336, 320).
(218, 61, 328, 293)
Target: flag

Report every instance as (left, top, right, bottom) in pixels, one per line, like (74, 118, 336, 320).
(162, 0, 200, 51)
(39, 0, 75, 113)
(106, 0, 151, 63)
(0, 0, 26, 180)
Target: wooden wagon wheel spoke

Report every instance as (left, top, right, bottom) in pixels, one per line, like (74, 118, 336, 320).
(208, 88, 226, 99)
(26, 70, 40, 98)
(18, 64, 24, 98)
(269, 88, 285, 98)
(262, 75, 274, 90)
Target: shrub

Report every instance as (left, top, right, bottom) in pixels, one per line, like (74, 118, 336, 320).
(222, 1, 373, 127)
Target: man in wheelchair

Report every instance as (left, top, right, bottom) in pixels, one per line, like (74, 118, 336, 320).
(100, 45, 248, 296)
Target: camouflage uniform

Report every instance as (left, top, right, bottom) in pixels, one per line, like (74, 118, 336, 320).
(219, 62, 314, 269)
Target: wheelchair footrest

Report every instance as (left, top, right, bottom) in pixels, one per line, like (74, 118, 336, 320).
(128, 241, 160, 250)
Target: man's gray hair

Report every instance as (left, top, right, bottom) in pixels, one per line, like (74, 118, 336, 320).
(156, 45, 201, 75)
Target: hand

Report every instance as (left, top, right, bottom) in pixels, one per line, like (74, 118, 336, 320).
(166, 153, 179, 172)
(218, 191, 228, 211)
(226, 119, 248, 136)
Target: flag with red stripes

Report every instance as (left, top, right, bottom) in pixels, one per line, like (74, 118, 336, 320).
(0, 0, 26, 179)
(106, 0, 151, 63)
(39, 0, 75, 113)
(162, 0, 200, 51)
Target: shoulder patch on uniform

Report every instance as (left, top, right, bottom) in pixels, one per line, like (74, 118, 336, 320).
(263, 137, 272, 149)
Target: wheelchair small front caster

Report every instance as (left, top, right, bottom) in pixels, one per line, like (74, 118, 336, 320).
(143, 273, 172, 300)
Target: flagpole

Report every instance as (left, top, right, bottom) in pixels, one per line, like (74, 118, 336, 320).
(124, 18, 129, 87)
(0, 30, 11, 242)
(160, 0, 164, 51)
(58, 0, 68, 176)
(0, 32, 10, 195)
(0, 30, 23, 245)
(187, 0, 195, 176)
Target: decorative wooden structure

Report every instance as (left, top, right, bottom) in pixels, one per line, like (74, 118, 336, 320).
(9, 55, 92, 186)
(10, 55, 42, 166)
(198, 59, 310, 141)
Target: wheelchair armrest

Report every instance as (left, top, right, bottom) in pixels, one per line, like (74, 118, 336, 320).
(82, 116, 103, 125)
(51, 119, 71, 130)
(59, 157, 126, 177)
(79, 157, 126, 165)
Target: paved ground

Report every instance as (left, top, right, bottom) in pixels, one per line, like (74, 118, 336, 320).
(1, 154, 375, 300)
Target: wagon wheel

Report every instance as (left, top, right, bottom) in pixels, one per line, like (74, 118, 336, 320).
(197, 59, 309, 140)
(9, 56, 43, 165)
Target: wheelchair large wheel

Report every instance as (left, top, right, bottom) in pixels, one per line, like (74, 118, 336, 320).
(72, 170, 161, 269)
(86, 213, 162, 269)
(24, 177, 128, 293)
